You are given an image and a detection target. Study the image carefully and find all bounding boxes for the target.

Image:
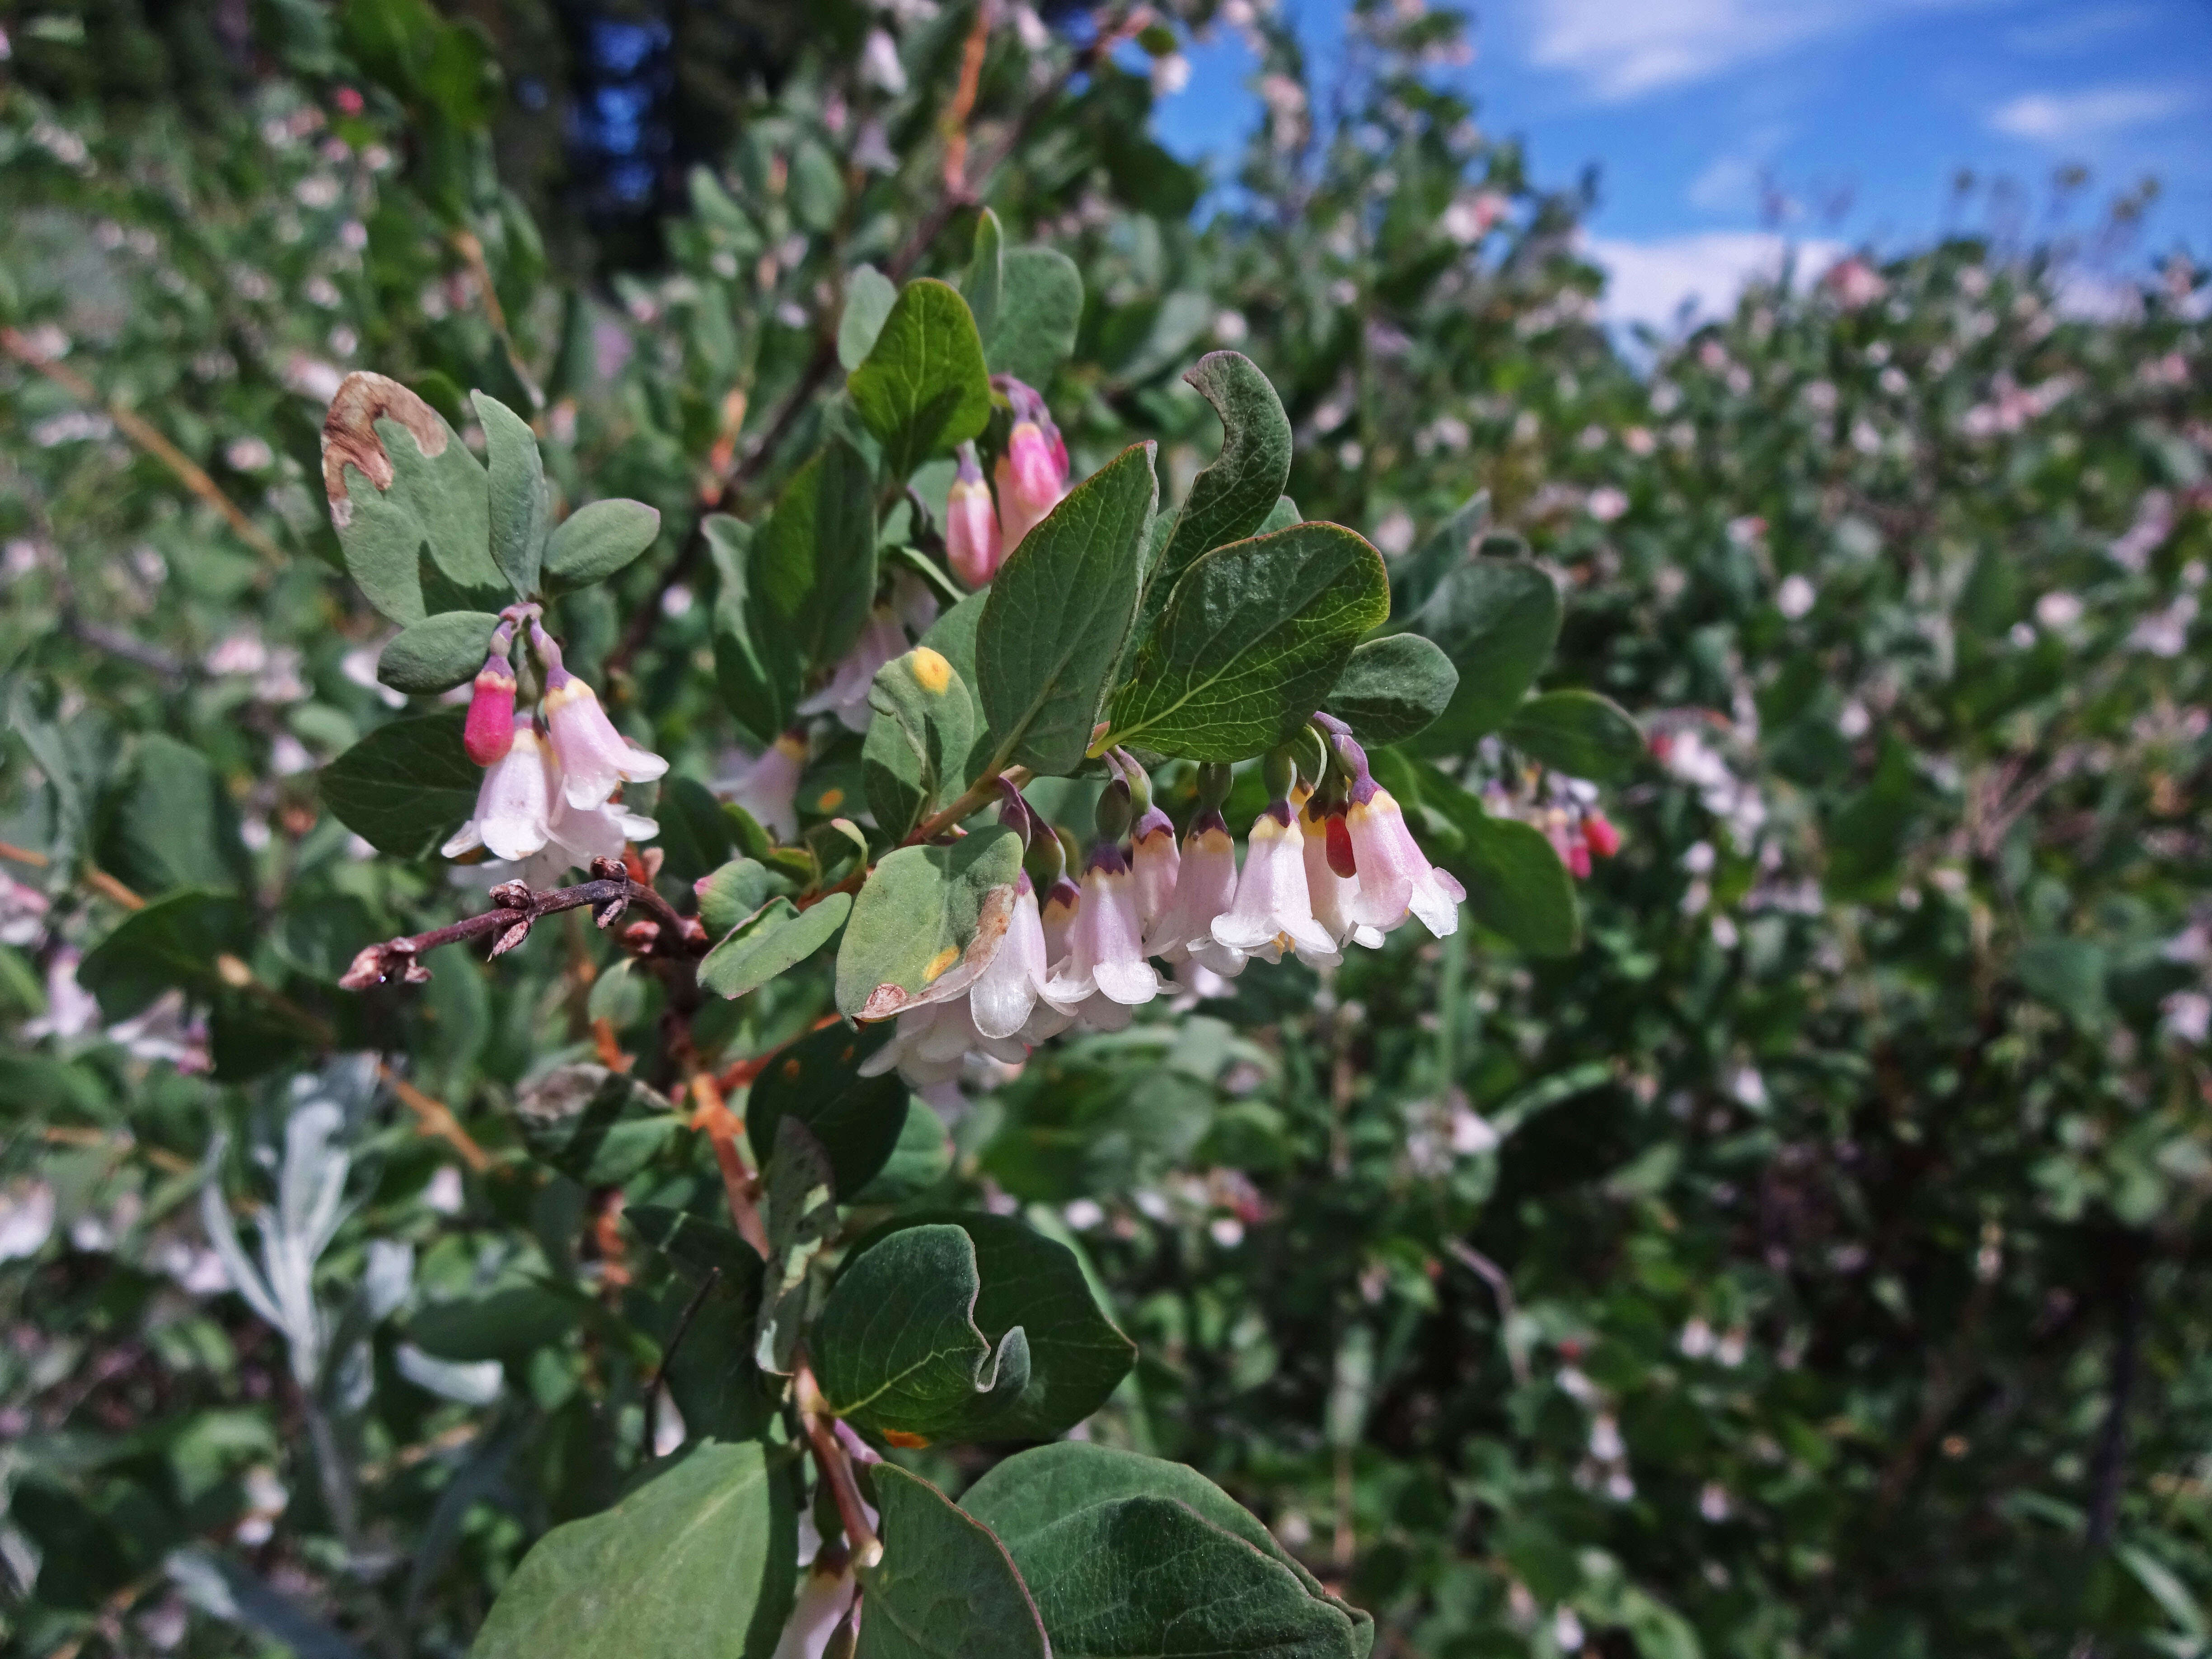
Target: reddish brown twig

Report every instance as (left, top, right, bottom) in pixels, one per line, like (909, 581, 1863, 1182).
(338, 859, 702, 989)
(797, 1364, 883, 1568)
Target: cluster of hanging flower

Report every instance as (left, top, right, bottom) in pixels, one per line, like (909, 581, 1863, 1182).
(862, 716, 1467, 1089)
(444, 608, 668, 886)
(943, 376, 1071, 588)
(1472, 753, 1623, 880)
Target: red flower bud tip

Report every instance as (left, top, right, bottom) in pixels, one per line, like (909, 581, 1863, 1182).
(1584, 810, 1622, 859)
(334, 86, 365, 116)
(463, 656, 518, 765)
(1325, 810, 1358, 879)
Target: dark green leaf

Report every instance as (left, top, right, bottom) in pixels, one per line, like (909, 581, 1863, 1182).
(698, 894, 851, 1000)
(318, 711, 480, 859)
(1142, 352, 1293, 631)
(102, 734, 253, 895)
(544, 498, 661, 593)
(752, 439, 878, 671)
(1416, 767, 1579, 956)
(77, 889, 253, 1021)
(655, 776, 739, 889)
(629, 1211, 773, 1442)
(408, 1284, 578, 1361)
(1388, 490, 1489, 624)
(961, 208, 1006, 349)
(848, 278, 993, 480)
(1406, 557, 1561, 752)
(975, 443, 1157, 776)
(468, 1440, 795, 1659)
(1502, 689, 1644, 782)
(817, 1213, 1133, 1444)
(848, 1097, 952, 1206)
(744, 1022, 908, 1198)
(1322, 633, 1458, 747)
(2016, 937, 2110, 1026)
(707, 514, 801, 749)
(862, 645, 978, 838)
(473, 391, 547, 598)
(377, 609, 500, 695)
(961, 1442, 1371, 1659)
(838, 265, 899, 371)
(834, 826, 1023, 1020)
(858, 1464, 1050, 1659)
(1108, 523, 1390, 762)
(984, 248, 1084, 392)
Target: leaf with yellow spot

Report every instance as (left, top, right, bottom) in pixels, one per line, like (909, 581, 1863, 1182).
(862, 644, 979, 838)
(834, 828, 1022, 1021)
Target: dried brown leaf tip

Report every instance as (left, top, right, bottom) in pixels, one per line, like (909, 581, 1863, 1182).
(320, 371, 449, 526)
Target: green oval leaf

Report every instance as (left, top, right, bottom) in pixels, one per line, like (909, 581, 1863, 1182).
(377, 609, 500, 695)
(697, 893, 852, 1000)
(752, 440, 877, 672)
(1107, 521, 1390, 762)
(838, 264, 899, 372)
(975, 443, 1158, 777)
(324, 375, 501, 624)
(544, 498, 662, 593)
(1406, 557, 1562, 753)
(961, 1442, 1370, 1659)
(77, 889, 254, 1021)
(706, 515, 801, 749)
(834, 823, 1023, 1020)
(984, 247, 1084, 392)
(858, 1464, 1050, 1659)
(847, 277, 992, 481)
(862, 645, 978, 839)
(1502, 688, 1645, 781)
(473, 390, 547, 598)
(1141, 351, 1292, 630)
(1320, 632, 1458, 747)
(317, 711, 480, 859)
(468, 1440, 795, 1659)
(815, 1214, 1133, 1444)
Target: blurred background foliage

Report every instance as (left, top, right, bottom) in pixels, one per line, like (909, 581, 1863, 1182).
(1, 0, 2207, 1655)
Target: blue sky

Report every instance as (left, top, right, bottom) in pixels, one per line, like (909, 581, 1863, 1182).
(1147, 0, 2212, 327)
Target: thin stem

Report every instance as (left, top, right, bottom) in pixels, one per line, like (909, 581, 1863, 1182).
(690, 1072, 772, 1259)
(908, 765, 1031, 846)
(1445, 1239, 1531, 1387)
(796, 1365, 883, 1570)
(1, 326, 287, 567)
(376, 1064, 494, 1172)
(639, 1265, 722, 1463)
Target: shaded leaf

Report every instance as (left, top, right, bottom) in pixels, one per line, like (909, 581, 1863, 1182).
(744, 1022, 908, 1198)
(515, 1064, 676, 1186)
(1503, 689, 1643, 782)
(1322, 633, 1458, 748)
(469, 1440, 795, 1659)
(1415, 767, 1579, 957)
(1142, 352, 1292, 632)
(858, 1463, 1050, 1659)
(78, 889, 253, 1021)
(839, 265, 900, 371)
(1108, 522, 1389, 762)
(102, 734, 253, 895)
(1405, 557, 1561, 752)
(318, 711, 481, 858)
(984, 248, 1084, 392)
(377, 610, 500, 695)
(707, 514, 801, 749)
(752, 440, 878, 671)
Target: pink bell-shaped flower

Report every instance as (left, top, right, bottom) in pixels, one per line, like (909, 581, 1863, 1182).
(945, 442, 1004, 588)
(1343, 779, 1464, 937)
(533, 626, 669, 810)
(463, 619, 520, 765)
(992, 380, 1069, 553)
(970, 873, 1078, 1042)
(1213, 801, 1340, 967)
(1143, 808, 1246, 976)
(857, 997, 1026, 1090)
(1114, 752, 1180, 934)
(524, 787, 658, 887)
(1046, 847, 1160, 1011)
(442, 715, 555, 862)
(1039, 873, 1081, 967)
(721, 731, 807, 841)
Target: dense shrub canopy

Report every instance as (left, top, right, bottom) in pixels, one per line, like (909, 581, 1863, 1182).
(1, 3, 2207, 1657)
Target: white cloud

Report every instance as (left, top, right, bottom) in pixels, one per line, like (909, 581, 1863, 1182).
(1585, 231, 1846, 331)
(1525, 0, 1866, 102)
(1989, 83, 2195, 142)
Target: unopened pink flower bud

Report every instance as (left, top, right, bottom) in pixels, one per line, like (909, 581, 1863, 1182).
(464, 649, 519, 766)
(533, 624, 669, 810)
(946, 444, 1003, 587)
(996, 418, 1068, 551)
(1584, 810, 1622, 859)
